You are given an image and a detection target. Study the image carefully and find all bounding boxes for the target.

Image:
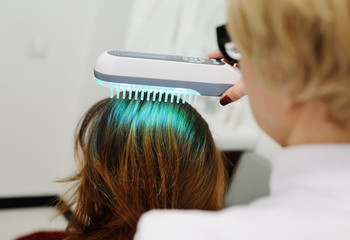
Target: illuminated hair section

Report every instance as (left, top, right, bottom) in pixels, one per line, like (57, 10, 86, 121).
(63, 93, 227, 240)
(227, 0, 350, 128)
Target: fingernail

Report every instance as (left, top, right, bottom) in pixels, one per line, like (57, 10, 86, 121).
(220, 96, 232, 106)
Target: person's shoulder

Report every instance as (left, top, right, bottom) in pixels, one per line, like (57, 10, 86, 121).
(134, 200, 350, 240)
(15, 231, 67, 240)
(134, 204, 280, 240)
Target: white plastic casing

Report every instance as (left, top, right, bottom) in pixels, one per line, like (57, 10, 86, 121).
(94, 50, 242, 96)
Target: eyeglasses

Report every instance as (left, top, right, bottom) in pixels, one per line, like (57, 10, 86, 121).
(216, 24, 241, 64)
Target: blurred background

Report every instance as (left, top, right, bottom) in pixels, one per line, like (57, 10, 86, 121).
(0, 0, 280, 239)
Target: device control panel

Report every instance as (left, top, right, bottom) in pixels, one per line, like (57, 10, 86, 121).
(108, 50, 225, 66)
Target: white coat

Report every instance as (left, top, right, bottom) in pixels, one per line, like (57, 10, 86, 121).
(134, 144, 350, 240)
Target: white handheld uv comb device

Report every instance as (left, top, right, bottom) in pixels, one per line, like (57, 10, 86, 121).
(94, 50, 241, 104)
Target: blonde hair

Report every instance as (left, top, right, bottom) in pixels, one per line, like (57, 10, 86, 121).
(227, 0, 350, 128)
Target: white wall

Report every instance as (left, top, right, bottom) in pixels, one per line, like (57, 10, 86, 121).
(0, 0, 133, 197)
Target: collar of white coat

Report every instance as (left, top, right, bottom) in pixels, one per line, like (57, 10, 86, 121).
(270, 143, 350, 196)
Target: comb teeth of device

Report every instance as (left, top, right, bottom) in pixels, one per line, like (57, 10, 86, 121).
(110, 88, 199, 105)
(96, 79, 201, 105)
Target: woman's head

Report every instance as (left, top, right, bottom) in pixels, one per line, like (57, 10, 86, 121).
(227, 0, 350, 130)
(64, 94, 227, 239)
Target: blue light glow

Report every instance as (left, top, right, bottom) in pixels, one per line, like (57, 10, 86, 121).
(96, 78, 201, 105)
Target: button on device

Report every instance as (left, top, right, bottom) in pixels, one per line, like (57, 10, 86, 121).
(188, 57, 203, 64)
(189, 57, 201, 63)
(210, 58, 220, 64)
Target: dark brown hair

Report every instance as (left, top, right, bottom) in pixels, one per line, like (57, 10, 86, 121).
(60, 94, 227, 240)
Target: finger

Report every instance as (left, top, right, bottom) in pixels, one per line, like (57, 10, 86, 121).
(219, 80, 246, 106)
(205, 49, 224, 59)
(223, 58, 239, 66)
(205, 49, 238, 66)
